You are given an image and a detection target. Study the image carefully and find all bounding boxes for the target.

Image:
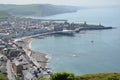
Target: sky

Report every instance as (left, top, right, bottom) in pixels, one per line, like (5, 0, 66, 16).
(0, 0, 120, 7)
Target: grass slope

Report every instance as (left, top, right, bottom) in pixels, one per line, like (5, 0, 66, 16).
(39, 73, 120, 80)
(76, 73, 120, 80)
(0, 11, 10, 18)
(0, 4, 79, 17)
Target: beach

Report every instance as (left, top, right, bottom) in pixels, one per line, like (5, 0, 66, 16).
(14, 37, 48, 68)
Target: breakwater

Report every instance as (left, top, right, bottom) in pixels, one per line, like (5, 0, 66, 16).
(75, 26, 114, 32)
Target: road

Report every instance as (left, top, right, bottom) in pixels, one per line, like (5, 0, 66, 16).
(6, 60, 15, 80)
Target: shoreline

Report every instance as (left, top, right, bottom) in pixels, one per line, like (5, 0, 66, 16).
(24, 37, 48, 68)
(14, 36, 49, 68)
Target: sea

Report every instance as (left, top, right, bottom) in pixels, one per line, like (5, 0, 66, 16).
(30, 7, 120, 75)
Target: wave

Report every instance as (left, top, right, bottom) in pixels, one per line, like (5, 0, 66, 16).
(29, 40, 32, 49)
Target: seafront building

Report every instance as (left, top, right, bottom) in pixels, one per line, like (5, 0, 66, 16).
(0, 17, 78, 40)
(0, 16, 110, 80)
(0, 17, 76, 80)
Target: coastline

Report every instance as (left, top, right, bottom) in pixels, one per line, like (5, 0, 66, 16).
(24, 37, 48, 68)
(14, 36, 49, 68)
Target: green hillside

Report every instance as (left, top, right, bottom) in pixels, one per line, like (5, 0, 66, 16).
(0, 11, 11, 18)
(0, 4, 79, 17)
(75, 73, 120, 80)
(0, 4, 41, 16)
(1, 70, 120, 80)
(39, 72, 120, 80)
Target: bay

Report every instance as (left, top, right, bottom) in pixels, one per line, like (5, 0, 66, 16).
(31, 7, 120, 75)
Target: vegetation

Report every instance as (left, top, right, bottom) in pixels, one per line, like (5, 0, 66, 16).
(0, 50, 8, 56)
(0, 11, 10, 18)
(39, 72, 120, 80)
(0, 72, 8, 80)
(0, 4, 79, 17)
(50, 72, 75, 80)
(75, 73, 120, 80)
(15, 76, 19, 80)
(39, 78, 49, 80)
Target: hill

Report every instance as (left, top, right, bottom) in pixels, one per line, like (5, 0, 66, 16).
(0, 4, 80, 17)
(75, 73, 120, 80)
(0, 11, 11, 18)
(39, 72, 120, 80)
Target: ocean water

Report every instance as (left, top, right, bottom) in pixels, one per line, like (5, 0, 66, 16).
(31, 7, 120, 75)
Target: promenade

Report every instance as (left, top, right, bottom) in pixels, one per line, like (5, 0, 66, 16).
(15, 37, 51, 78)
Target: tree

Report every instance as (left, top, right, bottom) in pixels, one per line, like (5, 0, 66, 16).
(50, 72, 75, 80)
(0, 73, 8, 80)
(39, 78, 49, 80)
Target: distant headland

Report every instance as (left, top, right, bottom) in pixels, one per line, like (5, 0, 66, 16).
(0, 4, 80, 17)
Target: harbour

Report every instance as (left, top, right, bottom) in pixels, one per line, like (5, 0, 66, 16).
(30, 7, 120, 75)
(0, 1, 120, 79)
